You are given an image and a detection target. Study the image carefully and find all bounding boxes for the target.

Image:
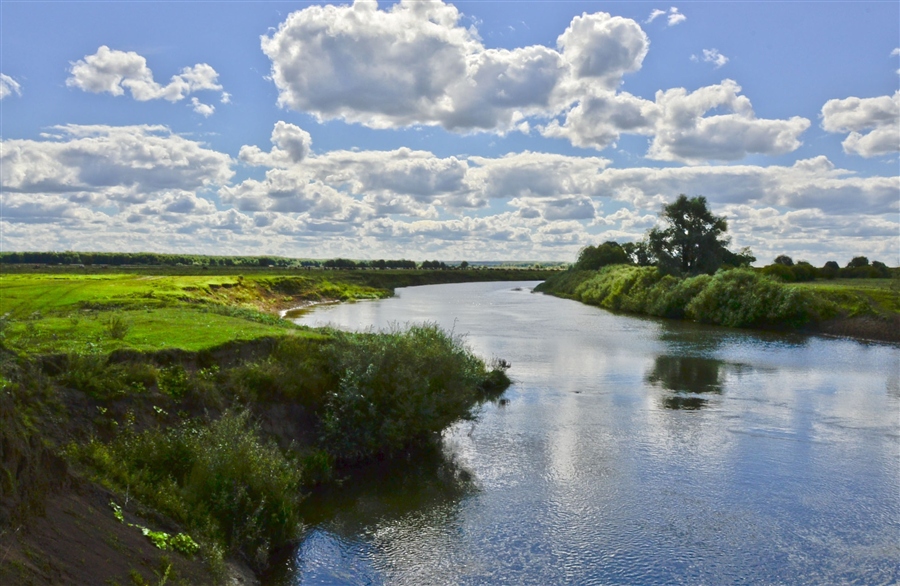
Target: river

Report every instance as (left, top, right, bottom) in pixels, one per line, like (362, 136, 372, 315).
(279, 281, 899, 585)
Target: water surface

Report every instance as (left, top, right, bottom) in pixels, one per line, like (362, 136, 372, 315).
(283, 281, 899, 585)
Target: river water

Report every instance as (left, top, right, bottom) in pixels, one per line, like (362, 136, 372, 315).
(283, 281, 899, 585)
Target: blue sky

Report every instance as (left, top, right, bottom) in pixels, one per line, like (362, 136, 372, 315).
(1, 1, 898, 264)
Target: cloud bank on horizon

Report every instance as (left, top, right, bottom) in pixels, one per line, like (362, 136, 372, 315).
(1, 0, 898, 264)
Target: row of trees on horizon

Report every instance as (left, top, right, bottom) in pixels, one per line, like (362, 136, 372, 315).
(0, 251, 514, 271)
(574, 195, 894, 281)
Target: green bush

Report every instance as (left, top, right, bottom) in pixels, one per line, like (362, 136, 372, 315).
(58, 355, 154, 400)
(574, 265, 662, 311)
(685, 269, 828, 328)
(320, 324, 497, 462)
(76, 411, 303, 571)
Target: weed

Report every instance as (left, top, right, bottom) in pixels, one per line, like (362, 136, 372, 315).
(106, 313, 131, 340)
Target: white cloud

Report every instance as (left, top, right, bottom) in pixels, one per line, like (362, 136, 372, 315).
(67, 46, 223, 108)
(259, 2, 808, 165)
(699, 48, 728, 68)
(190, 97, 215, 117)
(261, 2, 646, 132)
(541, 90, 658, 150)
(646, 7, 684, 26)
(557, 12, 649, 90)
(667, 7, 686, 26)
(238, 122, 313, 168)
(891, 48, 900, 57)
(645, 9, 666, 24)
(821, 91, 900, 157)
(647, 80, 810, 163)
(545, 80, 808, 161)
(0, 125, 233, 206)
(0, 73, 21, 99)
(4, 125, 896, 264)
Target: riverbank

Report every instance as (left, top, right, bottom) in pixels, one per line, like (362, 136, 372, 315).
(534, 266, 900, 343)
(0, 268, 524, 585)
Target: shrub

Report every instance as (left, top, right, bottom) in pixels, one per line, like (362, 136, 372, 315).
(574, 265, 662, 311)
(320, 324, 497, 462)
(76, 411, 303, 571)
(685, 269, 827, 328)
(58, 355, 153, 400)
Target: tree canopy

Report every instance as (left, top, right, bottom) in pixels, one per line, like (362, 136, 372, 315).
(574, 241, 629, 270)
(647, 195, 731, 275)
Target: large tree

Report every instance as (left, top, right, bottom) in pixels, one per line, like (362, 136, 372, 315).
(647, 195, 731, 275)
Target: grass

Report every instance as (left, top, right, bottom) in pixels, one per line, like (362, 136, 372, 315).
(792, 279, 900, 314)
(0, 268, 555, 354)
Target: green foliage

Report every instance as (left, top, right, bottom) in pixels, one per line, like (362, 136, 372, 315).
(774, 254, 794, 266)
(685, 269, 831, 328)
(574, 241, 630, 271)
(573, 266, 663, 311)
(157, 366, 190, 400)
(647, 195, 731, 275)
(58, 355, 154, 400)
(762, 261, 817, 283)
(105, 313, 132, 340)
(320, 324, 497, 462)
(77, 411, 304, 570)
(109, 500, 201, 556)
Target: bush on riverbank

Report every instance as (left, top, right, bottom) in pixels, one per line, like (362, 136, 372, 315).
(321, 324, 505, 462)
(537, 265, 845, 330)
(73, 411, 303, 572)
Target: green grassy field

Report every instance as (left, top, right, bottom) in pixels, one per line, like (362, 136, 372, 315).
(0, 273, 326, 354)
(0, 267, 555, 355)
(792, 278, 900, 314)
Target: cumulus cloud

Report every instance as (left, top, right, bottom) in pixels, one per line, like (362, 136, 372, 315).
(0, 124, 233, 206)
(647, 80, 810, 163)
(259, 2, 810, 165)
(239, 121, 313, 167)
(67, 46, 224, 108)
(4, 123, 896, 263)
(557, 12, 649, 90)
(0, 73, 22, 99)
(261, 1, 646, 131)
(543, 80, 807, 161)
(541, 90, 658, 149)
(821, 91, 900, 157)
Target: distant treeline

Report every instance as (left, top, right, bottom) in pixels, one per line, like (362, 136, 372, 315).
(0, 251, 467, 270)
(760, 255, 894, 281)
